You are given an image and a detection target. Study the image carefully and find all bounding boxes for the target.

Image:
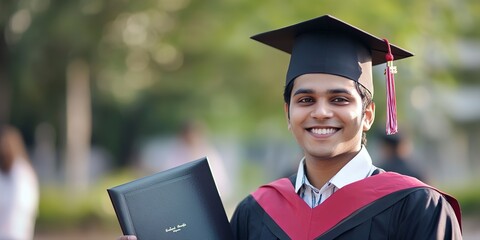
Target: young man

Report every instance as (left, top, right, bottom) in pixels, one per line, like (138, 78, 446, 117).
(118, 15, 462, 240)
(229, 15, 462, 239)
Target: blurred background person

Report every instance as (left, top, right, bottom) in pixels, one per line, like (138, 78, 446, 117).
(140, 120, 233, 202)
(164, 120, 232, 200)
(0, 125, 39, 240)
(378, 132, 427, 182)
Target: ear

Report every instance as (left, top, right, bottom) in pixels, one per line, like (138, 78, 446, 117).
(362, 102, 375, 131)
(284, 103, 291, 130)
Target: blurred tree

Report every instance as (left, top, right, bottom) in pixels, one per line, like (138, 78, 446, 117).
(0, 0, 479, 189)
(0, 1, 16, 124)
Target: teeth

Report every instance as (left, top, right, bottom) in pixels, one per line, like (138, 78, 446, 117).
(311, 128, 336, 135)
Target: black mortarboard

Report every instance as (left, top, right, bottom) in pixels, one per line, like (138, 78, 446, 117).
(250, 14, 413, 96)
(251, 15, 414, 134)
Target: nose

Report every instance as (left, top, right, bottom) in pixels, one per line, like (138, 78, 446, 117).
(310, 101, 333, 119)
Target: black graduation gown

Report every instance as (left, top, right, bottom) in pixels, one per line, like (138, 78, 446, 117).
(230, 172, 462, 240)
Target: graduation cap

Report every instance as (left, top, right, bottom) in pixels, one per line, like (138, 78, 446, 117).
(251, 15, 414, 134)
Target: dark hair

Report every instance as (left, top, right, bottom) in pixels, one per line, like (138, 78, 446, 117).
(355, 82, 373, 145)
(283, 81, 295, 105)
(283, 79, 373, 145)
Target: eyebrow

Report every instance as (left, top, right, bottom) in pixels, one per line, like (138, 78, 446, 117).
(292, 88, 354, 96)
(327, 88, 354, 95)
(293, 88, 315, 96)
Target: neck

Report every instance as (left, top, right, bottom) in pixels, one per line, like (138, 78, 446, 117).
(304, 149, 361, 189)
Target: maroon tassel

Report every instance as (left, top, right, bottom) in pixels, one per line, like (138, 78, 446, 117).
(384, 39, 398, 135)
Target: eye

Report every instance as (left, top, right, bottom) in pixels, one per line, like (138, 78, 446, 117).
(331, 97, 349, 104)
(298, 97, 314, 103)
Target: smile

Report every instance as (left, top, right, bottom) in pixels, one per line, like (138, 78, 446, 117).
(309, 128, 338, 135)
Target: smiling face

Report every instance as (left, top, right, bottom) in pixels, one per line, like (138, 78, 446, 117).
(285, 73, 375, 163)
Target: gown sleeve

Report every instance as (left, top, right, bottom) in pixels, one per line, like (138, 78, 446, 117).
(230, 195, 283, 240)
(392, 188, 462, 240)
(230, 196, 251, 240)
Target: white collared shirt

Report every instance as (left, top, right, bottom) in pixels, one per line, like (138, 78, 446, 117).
(295, 146, 376, 208)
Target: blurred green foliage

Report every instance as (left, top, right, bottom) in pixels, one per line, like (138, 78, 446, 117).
(449, 183, 480, 217)
(36, 169, 138, 231)
(2, 0, 479, 167)
(2, 2, 480, 233)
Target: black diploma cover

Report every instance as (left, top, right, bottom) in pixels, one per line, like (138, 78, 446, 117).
(107, 157, 234, 240)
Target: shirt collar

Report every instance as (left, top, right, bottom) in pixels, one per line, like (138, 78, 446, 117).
(294, 146, 374, 192)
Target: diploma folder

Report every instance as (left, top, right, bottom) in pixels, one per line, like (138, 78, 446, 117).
(107, 157, 234, 240)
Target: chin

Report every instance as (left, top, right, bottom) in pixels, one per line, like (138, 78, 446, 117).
(306, 148, 338, 160)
